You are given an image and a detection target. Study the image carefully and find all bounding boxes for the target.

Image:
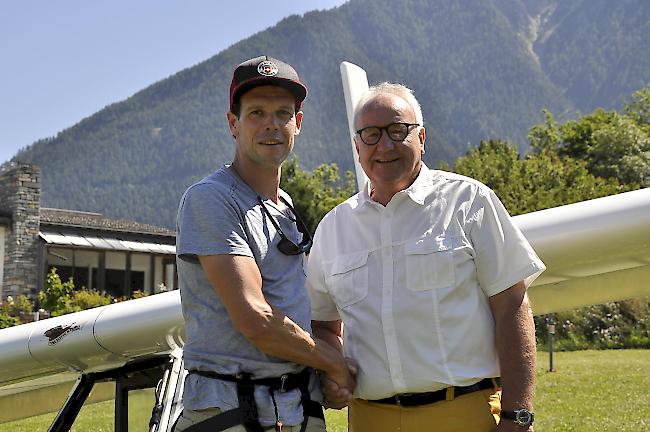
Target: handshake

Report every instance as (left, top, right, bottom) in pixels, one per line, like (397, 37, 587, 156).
(320, 356, 358, 410)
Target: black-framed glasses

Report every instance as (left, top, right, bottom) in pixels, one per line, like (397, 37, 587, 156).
(257, 196, 312, 255)
(355, 122, 420, 145)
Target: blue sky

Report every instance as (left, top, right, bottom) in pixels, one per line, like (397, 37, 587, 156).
(0, 0, 348, 164)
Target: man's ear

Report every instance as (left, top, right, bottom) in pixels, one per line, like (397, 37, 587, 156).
(227, 112, 238, 138)
(419, 126, 426, 154)
(294, 111, 303, 136)
(354, 137, 361, 159)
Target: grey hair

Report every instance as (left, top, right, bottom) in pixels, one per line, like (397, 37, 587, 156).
(354, 82, 424, 127)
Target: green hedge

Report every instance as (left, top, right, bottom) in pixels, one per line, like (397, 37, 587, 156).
(535, 298, 650, 350)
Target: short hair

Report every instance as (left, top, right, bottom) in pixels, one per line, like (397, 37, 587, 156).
(354, 82, 424, 127)
(229, 94, 301, 119)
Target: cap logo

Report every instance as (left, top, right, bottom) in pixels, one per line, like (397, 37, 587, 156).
(257, 61, 278, 77)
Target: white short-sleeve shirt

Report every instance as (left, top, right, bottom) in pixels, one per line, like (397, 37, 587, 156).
(307, 164, 545, 400)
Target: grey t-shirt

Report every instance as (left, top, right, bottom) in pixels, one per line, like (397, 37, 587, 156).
(176, 165, 316, 426)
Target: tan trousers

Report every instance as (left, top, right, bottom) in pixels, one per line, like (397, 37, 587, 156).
(349, 389, 501, 432)
(173, 407, 327, 432)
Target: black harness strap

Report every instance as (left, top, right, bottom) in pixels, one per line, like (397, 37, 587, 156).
(237, 376, 265, 432)
(180, 408, 243, 432)
(181, 369, 322, 432)
(296, 371, 324, 432)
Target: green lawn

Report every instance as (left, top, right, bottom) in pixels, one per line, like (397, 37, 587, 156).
(534, 349, 650, 431)
(3, 350, 649, 431)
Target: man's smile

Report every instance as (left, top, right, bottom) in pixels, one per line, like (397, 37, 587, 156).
(259, 139, 283, 145)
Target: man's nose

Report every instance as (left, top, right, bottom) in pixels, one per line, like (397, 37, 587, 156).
(265, 114, 282, 130)
(375, 131, 396, 150)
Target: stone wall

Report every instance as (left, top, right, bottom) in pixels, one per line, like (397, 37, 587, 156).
(0, 163, 41, 299)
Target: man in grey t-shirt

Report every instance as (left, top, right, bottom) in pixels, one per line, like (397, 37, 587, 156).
(174, 56, 354, 432)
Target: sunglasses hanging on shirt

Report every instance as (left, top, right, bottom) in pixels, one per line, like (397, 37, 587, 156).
(257, 196, 313, 255)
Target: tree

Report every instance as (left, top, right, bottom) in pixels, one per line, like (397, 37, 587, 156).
(280, 158, 356, 234)
(445, 140, 624, 215)
(527, 85, 650, 188)
(528, 109, 562, 153)
(588, 116, 650, 186)
(625, 85, 650, 129)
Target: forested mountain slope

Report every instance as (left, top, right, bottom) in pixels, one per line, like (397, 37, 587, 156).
(13, 0, 649, 228)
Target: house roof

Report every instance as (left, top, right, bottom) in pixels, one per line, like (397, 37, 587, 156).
(39, 230, 176, 254)
(40, 208, 175, 237)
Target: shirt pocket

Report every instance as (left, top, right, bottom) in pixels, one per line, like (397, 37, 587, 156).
(325, 251, 369, 308)
(404, 237, 455, 291)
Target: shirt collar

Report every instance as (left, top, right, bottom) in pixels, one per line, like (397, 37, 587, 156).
(353, 179, 373, 212)
(404, 162, 430, 206)
(355, 163, 430, 210)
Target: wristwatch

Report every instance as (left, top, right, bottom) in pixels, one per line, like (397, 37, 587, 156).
(501, 409, 534, 427)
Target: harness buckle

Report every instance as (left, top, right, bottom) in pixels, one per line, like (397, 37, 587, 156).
(236, 372, 254, 380)
(279, 374, 289, 393)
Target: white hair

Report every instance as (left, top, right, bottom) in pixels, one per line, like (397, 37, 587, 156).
(353, 82, 424, 127)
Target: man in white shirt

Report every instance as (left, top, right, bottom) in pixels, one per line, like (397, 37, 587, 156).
(307, 83, 545, 432)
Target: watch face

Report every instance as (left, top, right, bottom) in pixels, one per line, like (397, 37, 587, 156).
(515, 409, 533, 426)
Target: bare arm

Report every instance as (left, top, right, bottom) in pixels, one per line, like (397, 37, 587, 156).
(198, 254, 352, 389)
(489, 280, 536, 431)
(312, 319, 355, 409)
(312, 320, 343, 353)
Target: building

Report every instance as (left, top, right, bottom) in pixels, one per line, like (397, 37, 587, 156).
(0, 163, 176, 301)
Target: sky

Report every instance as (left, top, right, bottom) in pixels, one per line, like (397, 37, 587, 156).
(0, 0, 349, 164)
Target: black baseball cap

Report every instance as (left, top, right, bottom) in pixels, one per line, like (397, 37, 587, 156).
(229, 55, 307, 112)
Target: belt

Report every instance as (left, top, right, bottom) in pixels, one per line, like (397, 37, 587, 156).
(369, 377, 500, 407)
(190, 368, 310, 392)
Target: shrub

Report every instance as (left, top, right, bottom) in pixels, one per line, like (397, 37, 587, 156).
(39, 267, 76, 316)
(72, 289, 112, 310)
(0, 313, 20, 329)
(0, 295, 36, 326)
(3, 295, 35, 317)
(131, 290, 148, 299)
(536, 297, 650, 350)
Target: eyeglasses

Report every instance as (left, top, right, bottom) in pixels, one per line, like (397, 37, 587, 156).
(257, 196, 312, 255)
(355, 122, 420, 145)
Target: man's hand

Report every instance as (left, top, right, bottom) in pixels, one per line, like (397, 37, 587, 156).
(311, 321, 357, 408)
(322, 358, 357, 409)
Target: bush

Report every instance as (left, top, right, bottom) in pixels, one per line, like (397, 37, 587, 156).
(40, 268, 115, 316)
(536, 297, 650, 350)
(4, 295, 35, 317)
(0, 313, 20, 329)
(72, 289, 112, 310)
(3, 268, 152, 323)
(39, 267, 76, 316)
(0, 295, 35, 327)
(131, 290, 148, 299)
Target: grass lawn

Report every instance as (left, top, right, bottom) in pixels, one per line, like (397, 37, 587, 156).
(3, 350, 648, 431)
(534, 349, 650, 431)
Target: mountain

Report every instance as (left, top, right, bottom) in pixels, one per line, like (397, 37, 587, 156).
(13, 0, 650, 228)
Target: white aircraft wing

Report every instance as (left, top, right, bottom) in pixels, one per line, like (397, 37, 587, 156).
(518, 187, 650, 314)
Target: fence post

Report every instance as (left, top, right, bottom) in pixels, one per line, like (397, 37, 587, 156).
(547, 316, 556, 372)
